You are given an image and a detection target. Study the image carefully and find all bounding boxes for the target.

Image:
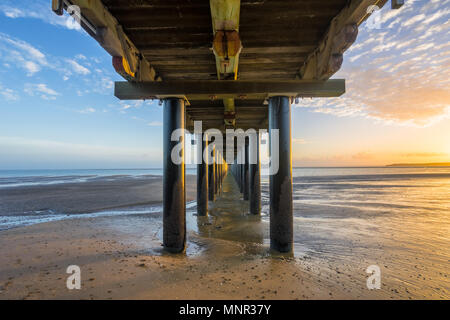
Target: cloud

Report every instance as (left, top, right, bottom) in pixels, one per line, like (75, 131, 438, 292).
(148, 121, 163, 127)
(1, 7, 23, 18)
(24, 83, 59, 100)
(79, 107, 96, 114)
(296, 1, 450, 126)
(101, 77, 113, 89)
(0, 32, 48, 75)
(351, 152, 375, 160)
(400, 152, 448, 158)
(0, 1, 82, 31)
(0, 31, 120, 99)
(66, 59, 90, 75)
(120, 101, 144, 112)
(0, 84, 19, 101)
(403, 13, 426, 27)
(292, 138, 309, 145)
(24, 61, 41, 75)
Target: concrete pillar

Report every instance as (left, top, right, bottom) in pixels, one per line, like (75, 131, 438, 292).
(244, 141, 249, 200)
(236, 159, 240, 188)
(239, 149, 244, 194)
(163, 98, 186, 253)
(233, 160, 238, 184)
(208, 145, 216, 202)
(249, 133, 261, 215)
(220, 161, 223, 183)
(218, 155, 222, 192)
(214, 151, 219, 194)
(269, 96, 293, 253)
(197, 133, 208, 216)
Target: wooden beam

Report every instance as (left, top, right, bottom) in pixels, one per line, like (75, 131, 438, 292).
(391, 0, 405, 9)
(114, 80, 345, 100)
(210, 0, 242, 79)
(299, 0, 388, 80)
(52, 0, 63, 15)
(141, 46, 315, 57)
(65, 0, 158, 81)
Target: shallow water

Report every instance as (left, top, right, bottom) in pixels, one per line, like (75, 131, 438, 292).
(0, 168, 196, 188)
(1, 167, 449, 232)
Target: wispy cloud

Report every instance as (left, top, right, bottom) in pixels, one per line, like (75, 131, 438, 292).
(0, 83, 19, 101)
(292, 138, 310, 145)
(148, 121, 163, 127)
(79, 107, 96, 114)
(0, 32, 48, 76)
(296, 1, 450, 127)
(24, 83, 59, 100)
(0, 1, 81, 31)
(119, 101, 145, 112)
(400, 152, 448, 158)
(66, 59, 90, 75)
(0, 31, 117, 101)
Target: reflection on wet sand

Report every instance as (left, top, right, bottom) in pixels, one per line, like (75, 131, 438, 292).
(194, 175, 265, 251)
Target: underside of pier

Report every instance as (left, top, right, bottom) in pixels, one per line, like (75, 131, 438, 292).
(52, 0, 400, 253)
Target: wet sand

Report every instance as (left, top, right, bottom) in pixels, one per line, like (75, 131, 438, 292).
(0, 174, 448, 299)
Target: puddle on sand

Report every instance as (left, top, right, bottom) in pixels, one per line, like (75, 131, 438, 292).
(183, 175, 316, 260)
(102, 175, 316, 261)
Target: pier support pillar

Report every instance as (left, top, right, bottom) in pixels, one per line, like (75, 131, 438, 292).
(237, 159, 240, 190)
(163, 98, 186, 253)
(239, 149, 244, 194)
(236, 156, 239, 188)
(244, 141, 249, 200)
(208, 145, 216, 202)
(218, 156, 222, 192)
(197, 133, 208, 216)
(249, 133, 261, 215)
(215, 152, 219, 195)
(269, 96, 293, 253)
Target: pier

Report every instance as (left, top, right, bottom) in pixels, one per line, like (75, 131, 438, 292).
(52, 0, 403, 253)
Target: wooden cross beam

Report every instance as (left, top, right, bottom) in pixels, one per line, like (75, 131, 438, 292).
(114, 80, 346, 101)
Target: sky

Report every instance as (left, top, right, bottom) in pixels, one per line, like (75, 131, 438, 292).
(0, 0, 449, 169)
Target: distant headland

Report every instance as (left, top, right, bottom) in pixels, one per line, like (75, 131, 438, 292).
(387, 162, 450, 167)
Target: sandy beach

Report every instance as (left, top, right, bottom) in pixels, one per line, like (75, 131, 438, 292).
(0, 171, 448, 300)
